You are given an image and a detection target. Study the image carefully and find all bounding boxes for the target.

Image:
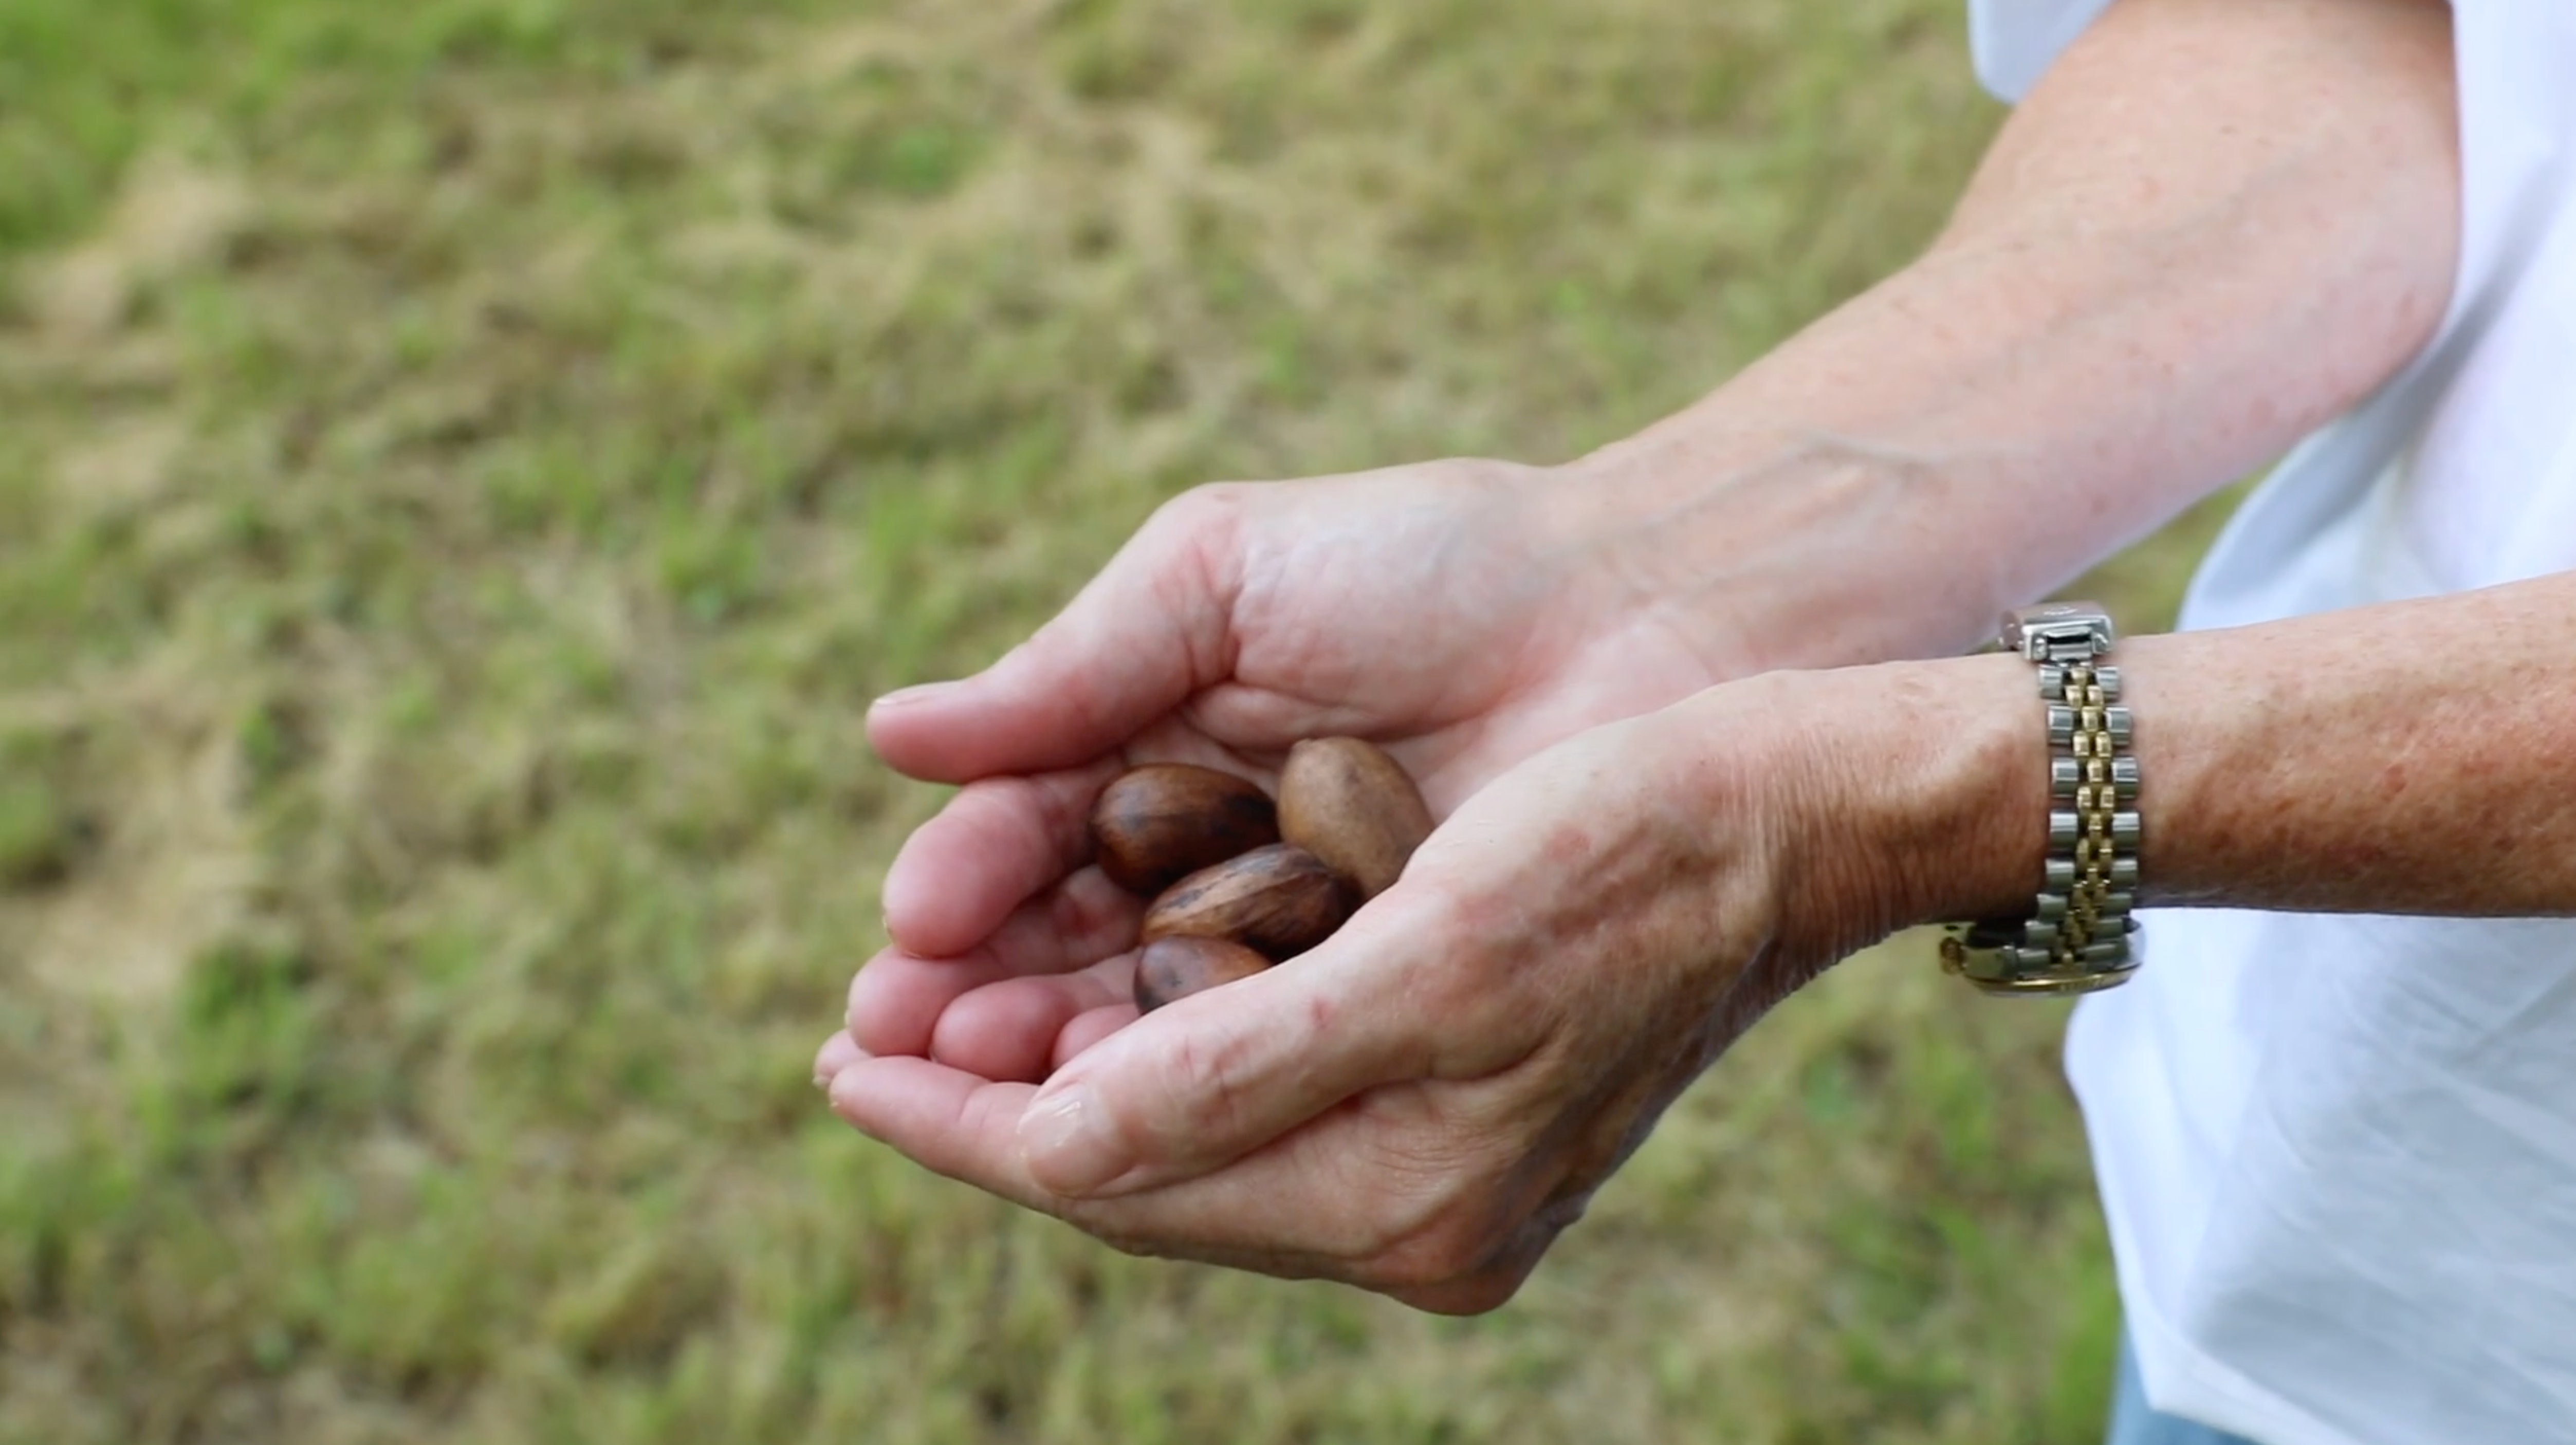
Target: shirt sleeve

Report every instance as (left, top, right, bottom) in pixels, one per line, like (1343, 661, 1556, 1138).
(1966, 0, 2117, 100)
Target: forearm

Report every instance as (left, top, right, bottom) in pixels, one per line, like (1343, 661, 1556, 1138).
(1545, 0, 2459, 672)
(1798, 574, 2576, 944)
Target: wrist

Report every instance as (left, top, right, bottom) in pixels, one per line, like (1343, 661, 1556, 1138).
(1538, 436, 2016, 677)
(1676, 655, 2048, 962)
(1852, 653, 2058, 933)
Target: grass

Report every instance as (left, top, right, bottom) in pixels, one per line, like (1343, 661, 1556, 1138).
(0, 1, 2243, 1440)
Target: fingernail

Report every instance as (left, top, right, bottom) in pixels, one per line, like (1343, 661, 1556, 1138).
(1019, 1085, 1127, 1196)
(871, 683, 947, 712)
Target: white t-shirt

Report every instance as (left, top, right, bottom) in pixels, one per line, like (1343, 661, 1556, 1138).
(1968, 4, 2576, 1443)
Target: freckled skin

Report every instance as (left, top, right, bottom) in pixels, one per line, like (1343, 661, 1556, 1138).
(830, 0, 2478, 1316)
(1834, 577, 2576, 933)
(1538, 820, 1595, 870)
(1548, 0, 2457, 672)
(2116, 587, 2576, 916)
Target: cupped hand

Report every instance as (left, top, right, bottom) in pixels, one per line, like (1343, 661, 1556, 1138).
(820, 676, 1885, 1313)
(849, 459, 1742, 1083)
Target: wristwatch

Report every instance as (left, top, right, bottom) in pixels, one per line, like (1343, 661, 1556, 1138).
(1938, 601, 2144, 997)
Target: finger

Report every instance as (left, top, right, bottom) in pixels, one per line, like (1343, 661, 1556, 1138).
(849, 868, 1144, 1056)
(1013, 893, 1458, 1198)
(813, 1030, 869, 1087)
(869, 496, 1243, 782)
(832, 1052, 1545, 1297)
(824, 1053, 1354, 1281)
(1025, 1083, 1537, 1288)
(929, 952, 1137, 1084)
(826, 1054, 1053, 1211)
(1052, 1004, 1137, 1072)
(882, 763, 1124, 958)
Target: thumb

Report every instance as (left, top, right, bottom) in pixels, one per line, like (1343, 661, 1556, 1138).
(868, 491, 1246, 783)
(1015, 893, 1445, 1198)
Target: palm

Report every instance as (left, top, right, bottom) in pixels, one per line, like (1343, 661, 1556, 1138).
(844, 461, 1726, 1084)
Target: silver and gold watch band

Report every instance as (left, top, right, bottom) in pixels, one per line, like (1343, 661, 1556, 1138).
(1939, 601, 2144, 997)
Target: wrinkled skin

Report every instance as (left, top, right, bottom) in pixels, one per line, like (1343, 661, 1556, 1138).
(841, 460, 1739, 1085)
(823, 675, 1854, 1313)
(821, 458, 1860, 1313)
(818, 0, 2477, 1320)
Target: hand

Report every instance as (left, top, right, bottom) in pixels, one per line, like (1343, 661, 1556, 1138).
(818, 672, 1928, 1313)
(847, 458, 1744, 1084)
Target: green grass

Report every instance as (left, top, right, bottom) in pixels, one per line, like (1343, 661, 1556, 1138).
(0, 1, 2238, 1439)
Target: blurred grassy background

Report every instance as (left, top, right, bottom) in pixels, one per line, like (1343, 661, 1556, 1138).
(0, 1, 2242, 1441)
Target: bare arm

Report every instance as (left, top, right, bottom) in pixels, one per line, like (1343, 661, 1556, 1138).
(1670, 0, 2576, 935)
(823, 0, 2501, 1314)
(1826, 575, 2576, 942)
(1552, 0, 2460, 672)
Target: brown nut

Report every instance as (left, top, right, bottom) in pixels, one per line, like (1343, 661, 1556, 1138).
(1139, 843, 1350, 961)
(1089, 763, 1280, 897)
(1277, 737, 1434, 900)
(1132, 935, 1273, 1013)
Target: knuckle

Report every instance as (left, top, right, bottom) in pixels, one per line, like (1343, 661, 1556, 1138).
(1135, 485, 1251, 657)
(844, 962, 874, 1025)
(843, 956, 919, 1054)
(1149, 482, 1258, 542)
(1018, 773, 1092, 856)
(1046, 867, 1136, 956)
(1379, 906, 1543, 1070)
(1353, 885, 1475, 994)
(1157, 1027, 1259, 1141)
(1182, 478, 1262, 512)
